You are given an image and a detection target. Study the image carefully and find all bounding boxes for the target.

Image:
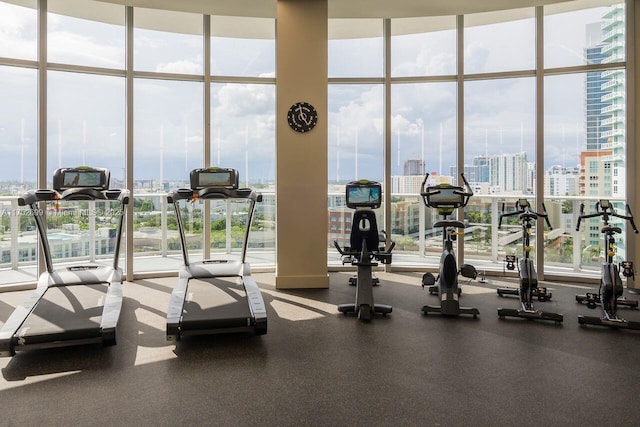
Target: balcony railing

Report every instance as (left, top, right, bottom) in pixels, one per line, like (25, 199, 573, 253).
(601, 103, 624, 115)
(2, 191, 631, 288)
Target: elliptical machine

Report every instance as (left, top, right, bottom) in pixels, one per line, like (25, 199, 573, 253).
(496, 199, 563, 323)
(334, 180, 394, 321)
(575, 200, 640, 330)
(420, 173, 479, 317)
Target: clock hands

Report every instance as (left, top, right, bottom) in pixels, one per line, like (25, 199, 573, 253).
(287, 102, 317, 132)
(296, 105, 313, 126)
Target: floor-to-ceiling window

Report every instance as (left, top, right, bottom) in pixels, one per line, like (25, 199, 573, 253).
(210, 16, 276, 266)
(328, 19, 384, 265)
(544, 2, 627, 275)
(0, 1, 37, 278)
(390, 16, 457, 266)
(0, 0, 632, 286)
(132, 8, 203, 273)
(462, 8, 536, 269)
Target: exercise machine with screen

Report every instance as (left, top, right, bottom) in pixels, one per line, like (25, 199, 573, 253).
(166, 167, 267, 340)
(420, 173, 479, 317)
(334, 180, 394, 321)
(0, 167, 128, 356)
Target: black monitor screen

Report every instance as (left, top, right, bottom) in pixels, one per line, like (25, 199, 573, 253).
(191, 168, 238, 189)
(427, 187, 464, 206)
(55, 168, 108, 190)
(599, 200, 611, 210)
(346, 182, 381, 209)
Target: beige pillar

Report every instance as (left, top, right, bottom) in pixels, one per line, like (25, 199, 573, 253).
(275, 0, 329, 289)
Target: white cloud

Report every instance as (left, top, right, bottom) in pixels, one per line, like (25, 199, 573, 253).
(0, 4, 37, 59)
(155, 58, 203, 74)
(48, 31, 124, 68)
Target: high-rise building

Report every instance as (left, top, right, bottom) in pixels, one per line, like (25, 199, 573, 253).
(544, 165, 579, 196)
(403, 159, 425, 176)
(585, 22, 610, 151)
(600, 4, 626, 200)
(488, 152, 529, 193)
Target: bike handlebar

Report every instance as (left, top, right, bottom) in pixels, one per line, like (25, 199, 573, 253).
(498, 200, 552, 230)
(575, 201, 639, 234)
(420, 173, 473, 210)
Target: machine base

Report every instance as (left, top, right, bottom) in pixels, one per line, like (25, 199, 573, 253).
(576, 293, 638, 309)
(422, 300, 479, 317)
(578, 315, 640, 330)
(338, 303, 392, 321)
(497, 286, 552, 301)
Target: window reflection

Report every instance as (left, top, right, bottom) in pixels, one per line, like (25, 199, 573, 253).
(47, 71, 125, 181)
(211, 16, 275, 77)
(0, 66, 37, 188)
(545, 2, 625, 69)
(464, 8, 535, 74)
(392, 16, 456, 77)
(48, 0, 125, 69)
(134, 8, 203, 74)
(329, 19, 383, 78)
(0, 0, 36, 61)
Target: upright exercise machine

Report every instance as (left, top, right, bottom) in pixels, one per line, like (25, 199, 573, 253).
(420, 173, 479, 317)
(576, 204, 638, 310)
(575, 200, 640, 330)
(0, 167, 128, 356)
(496, 199, 563, 323)
(166, 167, 267, 340)
(334, 180, 394, 321)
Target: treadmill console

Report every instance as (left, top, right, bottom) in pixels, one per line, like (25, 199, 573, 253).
(346, 180, 381, 210)
(53, 166, 110, 191)
(190, 167, 239, 190)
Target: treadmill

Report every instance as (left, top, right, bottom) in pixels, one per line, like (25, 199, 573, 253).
(166, 167, 267, 341)
(0, 167, 129, 357)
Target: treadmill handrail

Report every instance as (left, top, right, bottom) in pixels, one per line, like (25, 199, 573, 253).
(18, 188, 130, 205)
(18, 188, 129, 273)
(168, 188, 262, 267)
(168, 187, 262, 203)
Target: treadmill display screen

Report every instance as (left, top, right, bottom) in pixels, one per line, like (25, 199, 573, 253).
(57, 168, 108, 190)
(346, 181, 381, 209)
(191, 168, 239, 189)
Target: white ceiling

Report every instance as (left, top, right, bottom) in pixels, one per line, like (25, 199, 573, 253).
(99, 0, 596, 19)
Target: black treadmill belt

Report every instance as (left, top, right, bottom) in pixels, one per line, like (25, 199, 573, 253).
(16, 284, 107, 345)
(181, 277, 251, 330)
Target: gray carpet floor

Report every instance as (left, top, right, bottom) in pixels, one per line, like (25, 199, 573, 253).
(1, 272, 640, 426)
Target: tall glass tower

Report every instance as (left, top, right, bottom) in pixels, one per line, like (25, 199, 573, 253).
(585, 22, 610, 151)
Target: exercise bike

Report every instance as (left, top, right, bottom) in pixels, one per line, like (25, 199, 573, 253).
(575, 200, 640, 330)
(496, 199, 563, 323)
(576, 204, 638, 309)
(420, 173, 479, 317)
(334, 180, 394, 321)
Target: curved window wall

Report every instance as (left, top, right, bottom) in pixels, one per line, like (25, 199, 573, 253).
(0, 0, 632, 285)
(330, 0, 629, 282)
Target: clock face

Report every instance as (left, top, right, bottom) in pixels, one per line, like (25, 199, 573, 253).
(287, 102, 318, 133)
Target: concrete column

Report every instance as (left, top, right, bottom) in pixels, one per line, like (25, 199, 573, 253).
(275, 0, 329, 289)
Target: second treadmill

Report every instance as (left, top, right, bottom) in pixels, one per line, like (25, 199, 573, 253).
(166, 167, 267, 340)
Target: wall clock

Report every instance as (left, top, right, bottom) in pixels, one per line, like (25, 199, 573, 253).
(287, 102, 318, 133)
